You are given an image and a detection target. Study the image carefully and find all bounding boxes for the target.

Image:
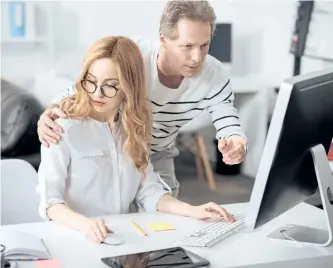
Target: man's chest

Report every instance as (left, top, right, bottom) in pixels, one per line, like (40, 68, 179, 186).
(149, 83, 211, 135)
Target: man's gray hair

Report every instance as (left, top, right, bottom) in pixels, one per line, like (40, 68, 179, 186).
(159, 0, 216, 40)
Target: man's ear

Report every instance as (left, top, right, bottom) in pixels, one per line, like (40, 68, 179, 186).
(159, 32, 166, 45)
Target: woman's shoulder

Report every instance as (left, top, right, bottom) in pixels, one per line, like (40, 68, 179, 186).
(55, 118, 109, 150)
(55, 117, 105, 135)
(55, 117, 83, 131)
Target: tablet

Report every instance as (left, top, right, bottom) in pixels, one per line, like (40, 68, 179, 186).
(101, 247, 210, 268)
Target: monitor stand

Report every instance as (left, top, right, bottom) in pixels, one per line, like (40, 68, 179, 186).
(267, 144, 333, 247)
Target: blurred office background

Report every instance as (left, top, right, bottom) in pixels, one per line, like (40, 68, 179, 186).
(1, 1, 333, 211)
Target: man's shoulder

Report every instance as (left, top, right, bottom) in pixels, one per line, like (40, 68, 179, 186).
(201, 54, 230, 81)
(129, 36, 158, 58)
(190, 55, 231, 93)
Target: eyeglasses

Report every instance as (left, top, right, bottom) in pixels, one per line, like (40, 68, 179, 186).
(81, 79, 120, 98)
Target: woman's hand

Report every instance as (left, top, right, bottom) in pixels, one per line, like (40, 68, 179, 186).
(188, 202, 235, 222)
(78, 218, 111, 244)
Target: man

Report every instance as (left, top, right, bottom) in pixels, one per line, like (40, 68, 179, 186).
(37, 0, 247, 198)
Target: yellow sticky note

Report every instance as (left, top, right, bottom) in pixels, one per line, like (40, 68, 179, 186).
(148, 222, 175, 231)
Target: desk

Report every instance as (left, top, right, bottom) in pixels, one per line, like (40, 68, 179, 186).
(2, 202, 333, 268)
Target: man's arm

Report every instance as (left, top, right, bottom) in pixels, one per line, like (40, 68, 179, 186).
(38, 85, 77, 147)
(207, 78, 246, 140)
(206, 70, 247, 165)
(50, 85, 77, 106)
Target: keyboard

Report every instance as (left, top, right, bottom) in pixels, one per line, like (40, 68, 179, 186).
(176, 213, 245, 247)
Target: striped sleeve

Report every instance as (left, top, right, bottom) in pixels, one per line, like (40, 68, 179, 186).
(51, 85, 77, 105)
(207, 77, 247, 140)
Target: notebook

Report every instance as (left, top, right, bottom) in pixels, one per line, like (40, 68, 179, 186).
(0, 229, 51, 261)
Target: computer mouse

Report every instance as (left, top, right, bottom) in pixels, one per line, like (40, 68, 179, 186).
(103, 234, 123, 245)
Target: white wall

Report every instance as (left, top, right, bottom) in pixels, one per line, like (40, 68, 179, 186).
(2, 1, 332, 165)
(3, 1, 332, 88)
(2, 0, 298, 85)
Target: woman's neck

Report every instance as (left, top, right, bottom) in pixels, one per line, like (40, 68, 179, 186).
(90, 109, 119, 124)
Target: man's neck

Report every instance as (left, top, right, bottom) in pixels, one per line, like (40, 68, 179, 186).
(157, 46, 184, 89)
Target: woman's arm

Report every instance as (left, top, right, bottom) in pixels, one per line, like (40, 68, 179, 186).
(156, 194, 192, 217)
(37, 119, 109, 243)
(37, 119, 73, 221)
(46, 204, 109, 243)
(157, 194, 234, 222)
(46, 204, 86, 230)
(135, 163, 234, 222)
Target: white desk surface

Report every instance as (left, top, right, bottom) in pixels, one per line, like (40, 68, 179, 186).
(2, 202, 333, 268)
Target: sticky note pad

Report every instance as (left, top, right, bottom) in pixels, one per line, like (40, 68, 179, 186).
(35, 260, 62, 268)
(148, 222, 175, 231)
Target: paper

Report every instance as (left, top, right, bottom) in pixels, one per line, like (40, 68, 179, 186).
(0, 229, 50, 260)
(35, 260, 62, 268)
(148, 222, 175, 231)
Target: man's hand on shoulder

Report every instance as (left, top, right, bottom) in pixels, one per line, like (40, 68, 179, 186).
(218, 136, 247, 165)
(37, 105, 68, 148)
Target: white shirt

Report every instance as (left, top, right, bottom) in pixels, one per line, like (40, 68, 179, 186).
(138, 38, 245, 151)
(36, 117, 171, 221)
(52, 37, 246, 153)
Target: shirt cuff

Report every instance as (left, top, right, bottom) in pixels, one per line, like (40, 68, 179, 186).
(143, 174, 172, 212)
(39, 197, 66, 221)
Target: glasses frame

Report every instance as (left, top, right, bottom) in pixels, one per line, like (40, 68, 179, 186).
(80, 78, 120, 98)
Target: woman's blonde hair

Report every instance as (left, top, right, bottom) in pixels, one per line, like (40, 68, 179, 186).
(60, 36, 152, 176)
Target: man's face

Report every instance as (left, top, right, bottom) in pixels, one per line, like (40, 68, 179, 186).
(161, 19, 211, 78)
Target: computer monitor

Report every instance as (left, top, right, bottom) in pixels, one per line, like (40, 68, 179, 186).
(245, 68, 333, 246)
(208, 23, 232, 64)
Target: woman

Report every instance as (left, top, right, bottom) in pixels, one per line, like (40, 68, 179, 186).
(37, 36, 234, 244)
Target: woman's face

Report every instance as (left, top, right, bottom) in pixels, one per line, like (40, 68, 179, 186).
(82, 58, 123, 115)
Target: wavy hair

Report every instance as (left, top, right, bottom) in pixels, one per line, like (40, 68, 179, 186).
(60, 36, 152, 176)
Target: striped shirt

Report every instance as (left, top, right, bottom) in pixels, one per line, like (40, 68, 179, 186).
(52, 37, 246, 154)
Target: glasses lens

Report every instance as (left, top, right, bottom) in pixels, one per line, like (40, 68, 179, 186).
(102, 85, 117, 98)
(82, 80, 96, 93)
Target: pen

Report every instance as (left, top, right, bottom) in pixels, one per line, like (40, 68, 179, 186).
(131, 220, 147, 236)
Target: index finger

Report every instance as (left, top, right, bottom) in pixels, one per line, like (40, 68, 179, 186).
(43, 115, 63, 133)
(97, 219, 108, 237)
(52, 107, 68, 119)
(219, 139, 232, 152)
(210, 203, 234, 223)
(225, 145, 243, 159)
(222, 140, 233, 154)
(218, 139, 227, 152)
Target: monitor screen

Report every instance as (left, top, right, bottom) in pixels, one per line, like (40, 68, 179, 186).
(208, 23, 232, 63)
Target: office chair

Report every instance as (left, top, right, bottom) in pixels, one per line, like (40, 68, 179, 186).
(1, 159, 42, 225)
(177, 111, 216, 191)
